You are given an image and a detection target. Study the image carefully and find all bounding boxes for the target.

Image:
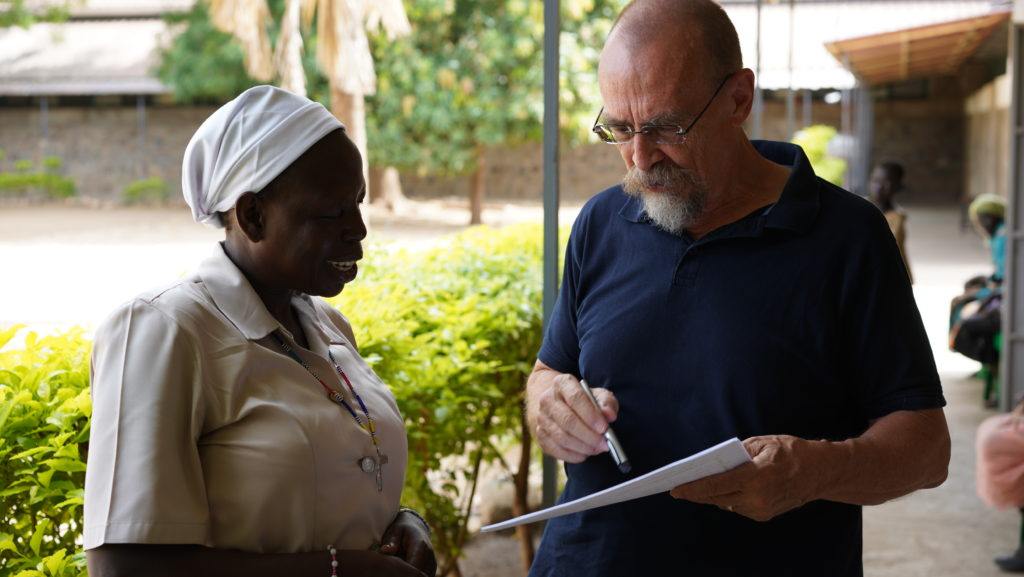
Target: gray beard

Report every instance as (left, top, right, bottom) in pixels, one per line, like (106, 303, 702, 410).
(622, 165, 708, 235)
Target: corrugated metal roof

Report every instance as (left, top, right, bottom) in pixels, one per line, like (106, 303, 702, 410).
(0, 18, 171, 96)
(725, 0, 1000, 89)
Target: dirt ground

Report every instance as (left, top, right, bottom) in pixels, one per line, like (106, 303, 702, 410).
(2, 200, 1017, 576)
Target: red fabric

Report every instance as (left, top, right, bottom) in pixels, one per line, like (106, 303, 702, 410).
(977, 412, 1024, 508)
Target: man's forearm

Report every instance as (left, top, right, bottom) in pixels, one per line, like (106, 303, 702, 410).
(814, 408, 950, 506)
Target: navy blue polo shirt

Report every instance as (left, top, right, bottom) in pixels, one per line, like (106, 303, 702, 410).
(530, 141, 945, 577)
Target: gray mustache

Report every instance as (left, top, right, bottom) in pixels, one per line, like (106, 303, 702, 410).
(624, 164, 697, 191)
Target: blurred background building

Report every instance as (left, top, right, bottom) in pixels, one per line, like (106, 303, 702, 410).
(0, 0, 1016, 206)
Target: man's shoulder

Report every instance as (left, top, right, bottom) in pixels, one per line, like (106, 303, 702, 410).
(814, 179, 890, 235)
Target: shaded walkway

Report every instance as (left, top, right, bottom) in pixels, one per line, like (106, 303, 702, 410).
(863, 205, 1017, 576)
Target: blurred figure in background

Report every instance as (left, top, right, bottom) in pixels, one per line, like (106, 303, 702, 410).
(971, 194, 1008, 284)
(977, 399, 1024, 572)
(869, 161, 912, 283)
(949, 194, 1007, 405)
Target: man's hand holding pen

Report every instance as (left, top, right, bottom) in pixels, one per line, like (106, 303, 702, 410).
(527, 368, 620, 464)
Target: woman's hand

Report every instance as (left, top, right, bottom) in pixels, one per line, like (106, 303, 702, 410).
(379, 510, 437, 576)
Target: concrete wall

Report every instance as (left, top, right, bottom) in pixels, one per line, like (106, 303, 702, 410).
(0, 104, 216, 200)
(964, 74, 1011, 202)
(872, 97, 966, 205)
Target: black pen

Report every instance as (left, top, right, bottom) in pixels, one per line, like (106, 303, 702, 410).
(579, 379, 631, 474)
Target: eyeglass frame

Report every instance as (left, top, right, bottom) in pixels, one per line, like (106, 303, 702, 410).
(591, 73, 735, 145)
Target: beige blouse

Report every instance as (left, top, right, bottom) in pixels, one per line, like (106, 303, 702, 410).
(84, 244, 407, 553)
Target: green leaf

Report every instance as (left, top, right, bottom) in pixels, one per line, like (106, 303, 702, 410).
(29, 518, 51, 556)
(40, 458, 86, 473)
(43, 548, 67, 575)
(12, 446, 53, 460)
(0, 532, 17, 553)
(37, 468, 55, 488)
(0, 324, 24, 349)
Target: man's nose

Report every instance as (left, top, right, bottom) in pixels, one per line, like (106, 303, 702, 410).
(630, 133, 666, 172)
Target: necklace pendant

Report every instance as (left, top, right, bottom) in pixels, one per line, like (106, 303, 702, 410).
(376, 454, 388, 493)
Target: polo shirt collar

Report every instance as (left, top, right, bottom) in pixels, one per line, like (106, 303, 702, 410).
(754, 140, 820, 234)
(199, 243, 288, 341)
(617, 140, 820, 235)
(618, 194, 646, 223)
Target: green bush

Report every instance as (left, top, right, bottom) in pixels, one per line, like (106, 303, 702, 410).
(791, 124, 847, 187)
(1, 223, 562, 576)
(121, 178, 170, 204)
(0, 326, 91, 577)
(41, 157, 62, 174)
(331, 223, 557, 574)
(0, 156, 76, 199)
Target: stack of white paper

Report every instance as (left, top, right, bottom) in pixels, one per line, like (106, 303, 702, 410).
(480, 437, 751, 532)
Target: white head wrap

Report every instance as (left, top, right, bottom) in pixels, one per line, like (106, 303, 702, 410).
(182, 85, 345, 228)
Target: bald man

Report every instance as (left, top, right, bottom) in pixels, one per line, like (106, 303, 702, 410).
(525, 1, 950, 575)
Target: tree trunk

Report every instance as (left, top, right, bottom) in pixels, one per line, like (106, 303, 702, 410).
(513, 404, 535, 572)
(369, 165, 407, 213)
(469, 145, 485, 225)
(330, 87, 371, 229)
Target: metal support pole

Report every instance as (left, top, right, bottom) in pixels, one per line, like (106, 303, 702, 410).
(785, 90, 796, 142)
(752, 0, 763, 139)
(1002, 15, 1024, 410)
(541, 0, 561, 509)
(853, 85, 874, 196)
(785, 0, 795, 141)
(802, 89, 812, 129)
(137, 95, 147, 178)
(39, 96, 49, 156)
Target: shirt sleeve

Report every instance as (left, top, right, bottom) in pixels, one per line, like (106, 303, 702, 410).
(537, 219, 584, 377)
(841, 213, 946, 421)
(84, 299, 210, 549)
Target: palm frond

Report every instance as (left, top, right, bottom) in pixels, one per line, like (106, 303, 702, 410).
(208, 0, 275, 81)
(275, 0, 307, 96)
(365, 0, 411, 39)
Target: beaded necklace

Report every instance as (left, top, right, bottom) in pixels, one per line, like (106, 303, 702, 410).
(272, 331, 388, 492)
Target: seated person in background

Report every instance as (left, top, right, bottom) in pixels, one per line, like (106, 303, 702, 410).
(85, 85, 435, 577)
(949, 194, 1007, 372)
(869, 161, 912, 282)
(971, 193, 1008, 284)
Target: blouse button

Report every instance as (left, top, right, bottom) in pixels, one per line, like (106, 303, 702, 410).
(359, 456, 376, 473)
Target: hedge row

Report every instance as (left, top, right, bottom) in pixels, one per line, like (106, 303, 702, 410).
(0, 223, 556, 576)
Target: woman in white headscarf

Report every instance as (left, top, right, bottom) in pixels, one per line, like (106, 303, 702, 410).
(84, 86, 435, 577)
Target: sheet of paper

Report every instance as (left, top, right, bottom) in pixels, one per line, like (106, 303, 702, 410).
(480, 437, 750, 533)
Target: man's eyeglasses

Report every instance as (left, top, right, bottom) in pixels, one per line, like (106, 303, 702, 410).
(592, 74, 733, 146)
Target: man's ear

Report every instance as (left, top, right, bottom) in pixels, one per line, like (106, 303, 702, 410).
(234, 192, 266, 242)
(726, 69, 755, 127)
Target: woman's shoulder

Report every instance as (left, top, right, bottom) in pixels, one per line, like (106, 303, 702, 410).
(96, 275, 211, 347)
